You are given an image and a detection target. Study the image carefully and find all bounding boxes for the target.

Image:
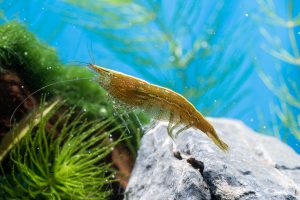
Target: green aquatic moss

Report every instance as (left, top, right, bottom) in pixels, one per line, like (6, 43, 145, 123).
(0, 22, 63, 89)
(0, 22, 109, 118)
(0, 103, 120, 199)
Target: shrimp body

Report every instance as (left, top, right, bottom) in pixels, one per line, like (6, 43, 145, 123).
(89, 64, 229, 151)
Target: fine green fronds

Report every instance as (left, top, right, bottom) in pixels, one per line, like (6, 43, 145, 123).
(257, 0, 300, 144)
(0, 100, 59, 162)
(0, 103, 120, 199)
(114, 111, 147, 158)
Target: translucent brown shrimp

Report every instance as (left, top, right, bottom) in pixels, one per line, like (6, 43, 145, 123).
(89, 64, 229, 152)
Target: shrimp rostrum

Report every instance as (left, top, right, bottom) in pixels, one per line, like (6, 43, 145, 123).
(89, 64, 229, 152)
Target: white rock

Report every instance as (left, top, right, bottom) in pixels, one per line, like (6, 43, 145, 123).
(125, 118, 300, 200)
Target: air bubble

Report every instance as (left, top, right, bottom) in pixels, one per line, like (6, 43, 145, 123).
(201, 41, 208, 48)
(24, 52, 28, 56)
(99, 107, 107, 115)
(244, 13, 249, 17)
(169, 56, 175, 62)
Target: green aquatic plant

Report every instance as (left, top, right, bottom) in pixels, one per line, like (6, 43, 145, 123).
(0, 100, 59, 162)
(62, 0, 254, 117)
(257, 0, 300, 144)
(0, 22, 109, 118)
(0, 102, 120, 199)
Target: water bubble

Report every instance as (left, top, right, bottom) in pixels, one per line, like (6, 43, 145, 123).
(83, 108, 87, 112)
(21, 85, 24, 89)
(169, 56, 175, 62)
(263, 125, 266, 129)
(41, 7, 45, 10)
(201, 41, 208, 48)
(37, 147, 39, 150)
(244, 13, 249, 17)
(24, 52, 28, 56)
(250, 118, 254, 122)
(68, 143, 71, 146)
(99, 107, 107, 115)
(298, 32, 300, 35)
(214, 99, 217, 103)
(23, 17, 27, 21)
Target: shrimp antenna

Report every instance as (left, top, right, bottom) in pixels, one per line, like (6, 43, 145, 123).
(9, 77, 92, 127)
(68, 60, 90, 66)
(87, 41, 95, 64)
(91, 42, 95, 64)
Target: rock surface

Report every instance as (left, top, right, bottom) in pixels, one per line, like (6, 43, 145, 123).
(125, 118, 300, 200)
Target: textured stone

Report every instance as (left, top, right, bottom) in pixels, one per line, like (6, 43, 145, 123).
(125, 118, 300, 200)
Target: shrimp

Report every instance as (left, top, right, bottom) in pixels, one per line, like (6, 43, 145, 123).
(89, 64, 229, 152)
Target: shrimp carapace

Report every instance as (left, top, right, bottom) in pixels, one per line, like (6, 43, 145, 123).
(89, 64, 229, 152)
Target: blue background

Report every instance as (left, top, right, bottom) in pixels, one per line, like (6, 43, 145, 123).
(1, 0, 299, 153)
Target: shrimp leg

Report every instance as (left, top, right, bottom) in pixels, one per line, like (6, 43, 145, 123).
(144, 109, 164, 134)
(169, 121, 181, 136)
(174, 123, 193, 138)
(167, 112, 182, 139)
